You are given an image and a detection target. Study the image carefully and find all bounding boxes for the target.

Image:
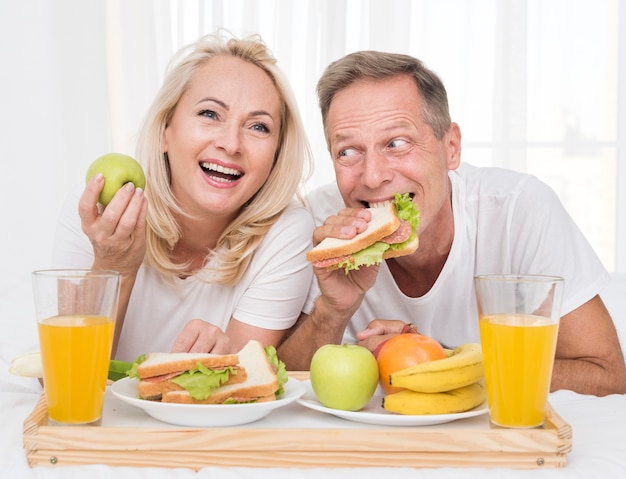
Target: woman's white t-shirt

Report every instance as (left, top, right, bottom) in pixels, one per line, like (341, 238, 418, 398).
(52, 188, 314, 361)
(304, 163, 610, 349)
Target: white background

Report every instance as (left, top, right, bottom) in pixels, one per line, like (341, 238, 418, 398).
(1, 0, 624, 326)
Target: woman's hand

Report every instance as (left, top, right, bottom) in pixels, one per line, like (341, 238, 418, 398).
(79, 173, 148, 276)
(171, 318, 286, 355)
(171, 319, 236, 354)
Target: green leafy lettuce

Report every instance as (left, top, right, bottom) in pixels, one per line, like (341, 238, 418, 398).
(387, 192, 420, 254)
(126, 354, 146, 379)
(337, 193, 420, 273)
(108, 359, 135, 382)
(265, 345, 288, 396)
(171, 364, 239, 400)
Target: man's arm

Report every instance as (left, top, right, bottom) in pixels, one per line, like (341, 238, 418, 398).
(278, 208, 378, 370)
(551, 295, 626, 396)
(278, 301, 352, 371)
(278, 263, 380, 370)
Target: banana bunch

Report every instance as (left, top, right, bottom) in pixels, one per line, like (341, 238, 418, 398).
(383, 381, 485, 415)
(390, 342, 484, 393)
(382, 342, 486, 415)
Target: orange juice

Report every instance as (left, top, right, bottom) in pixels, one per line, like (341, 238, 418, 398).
(38, 315, 114, 424)
(479, 314, 559, 428)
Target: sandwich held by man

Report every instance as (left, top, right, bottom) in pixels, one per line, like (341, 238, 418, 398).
(306, 192, 419, 272)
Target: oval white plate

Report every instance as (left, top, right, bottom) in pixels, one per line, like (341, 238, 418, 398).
(111, 376, 305, 427)
(297, 380, 488, 426)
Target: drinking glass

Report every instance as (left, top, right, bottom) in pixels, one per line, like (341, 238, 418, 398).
(32, 269, 121, 425)
(474, 274, 564, 428)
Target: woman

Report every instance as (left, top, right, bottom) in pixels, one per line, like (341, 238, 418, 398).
(52, 32, 314, 361)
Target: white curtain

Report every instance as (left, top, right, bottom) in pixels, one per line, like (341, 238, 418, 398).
(0, 0, 622, 297)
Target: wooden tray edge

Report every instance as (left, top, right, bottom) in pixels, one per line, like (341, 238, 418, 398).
(23, 372, 572, 469)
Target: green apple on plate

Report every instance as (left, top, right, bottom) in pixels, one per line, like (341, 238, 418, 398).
(86, 153, 146, 206)
(309, 344, 379, 412)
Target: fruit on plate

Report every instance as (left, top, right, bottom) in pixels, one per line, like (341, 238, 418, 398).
(382, 380, 486, 415)
(309, 344, 379, 411)
(86, 152, 146, 206)
(376, 333, 448, 394)
(381, 342, 486, 415)
(390, 342, 485, 393)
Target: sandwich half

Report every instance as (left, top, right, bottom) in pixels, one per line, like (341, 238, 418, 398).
(130, 340, 285, 404)
(132, 350, 246, 402)
(306, 193, 420, 273)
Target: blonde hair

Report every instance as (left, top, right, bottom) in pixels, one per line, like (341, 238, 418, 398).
(135, 32, 313, 286)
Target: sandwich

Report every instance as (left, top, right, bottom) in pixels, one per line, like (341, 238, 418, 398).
(128, 340, 287, 404)
(306, 193, 420, 273)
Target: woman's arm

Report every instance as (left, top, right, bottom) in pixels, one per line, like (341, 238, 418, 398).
(78, 174, 148, 356)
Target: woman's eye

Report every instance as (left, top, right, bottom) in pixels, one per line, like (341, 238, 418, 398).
(252, 122, 270, 134)
(199, 109, 217, 120)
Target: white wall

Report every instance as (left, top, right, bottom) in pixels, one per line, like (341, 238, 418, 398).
(0, 1, 111, 312)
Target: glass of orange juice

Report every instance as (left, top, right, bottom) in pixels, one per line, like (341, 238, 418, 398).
(474, 274, 564, 428)
(32, 269, 121, 425)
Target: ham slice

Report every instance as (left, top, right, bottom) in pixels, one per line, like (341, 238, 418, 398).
(380, 220, 411, 244)
(313, 254, 353, 269)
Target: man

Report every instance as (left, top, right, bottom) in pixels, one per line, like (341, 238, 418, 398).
(278, 50, 626, 396)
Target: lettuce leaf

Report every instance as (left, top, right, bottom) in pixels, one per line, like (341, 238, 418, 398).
(394, 192, 420, 231)
(126, 354, 146, 379)
(265, 345, 288, 396)
(171, 364, 239, 400)
(336, 193, 420, 273)
(336, 241, 390, 273)
(108, 359, 134, 381)
(387, 192, 420, 253)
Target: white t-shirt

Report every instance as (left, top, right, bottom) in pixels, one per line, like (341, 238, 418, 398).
(304, 163, 610, 349)
(52, 188, 315, 361)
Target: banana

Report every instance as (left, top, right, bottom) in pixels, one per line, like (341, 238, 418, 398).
(389, 342, 484, 393)
(9, 351, 131, 382)
(383, 381, 486, 415)
(9, 350, 43, 378)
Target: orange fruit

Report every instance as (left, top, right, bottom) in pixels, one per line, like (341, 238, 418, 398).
(376, 333, 448, 394)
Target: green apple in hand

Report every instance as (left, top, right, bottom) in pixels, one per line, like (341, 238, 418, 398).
(310, 344, 379, 411)
(86, 153, 146, 206)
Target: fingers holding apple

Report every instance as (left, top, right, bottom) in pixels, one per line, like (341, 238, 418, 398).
(86, 153, 146, 207)
(80, 153, 149, 273)
(309, 344, 379, 411)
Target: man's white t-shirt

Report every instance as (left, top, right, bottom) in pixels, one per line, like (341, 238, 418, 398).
(304, 163, 610, 349)
(52, 188, 314, 361)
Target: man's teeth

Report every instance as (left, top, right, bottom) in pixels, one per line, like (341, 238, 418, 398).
(200, 162, 242, 178)
(369, 200, 393, 208)
(368, 193, 414, 208)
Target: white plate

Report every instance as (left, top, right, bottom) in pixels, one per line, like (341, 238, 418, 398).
(111, 376, 305, 427)
(297, 380, 488, 426)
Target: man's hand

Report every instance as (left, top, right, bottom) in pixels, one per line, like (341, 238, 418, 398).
(278, 208, 383, 370)
(357, 319, 410, 354)
(312, 207, 378, 317)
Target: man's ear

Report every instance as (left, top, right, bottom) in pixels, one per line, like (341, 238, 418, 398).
(444, 122, 462, 170)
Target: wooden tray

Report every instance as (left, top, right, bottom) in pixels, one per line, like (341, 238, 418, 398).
(23, 372, 572, 469)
